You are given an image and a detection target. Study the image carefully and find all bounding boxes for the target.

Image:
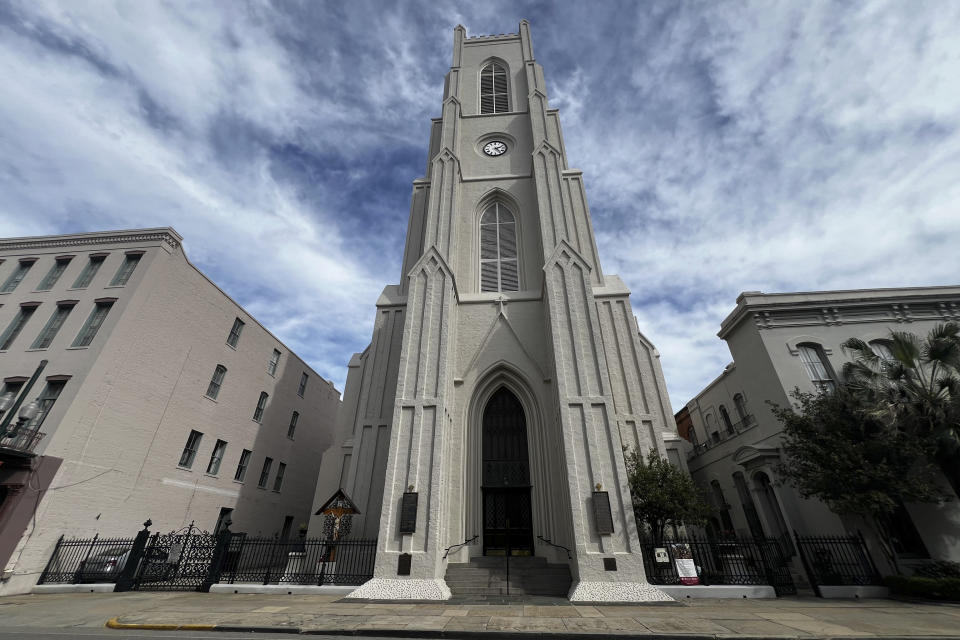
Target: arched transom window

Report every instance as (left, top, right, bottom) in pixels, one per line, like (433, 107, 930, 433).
(480, 203, 518, 292)
(480, 61, 508, 114)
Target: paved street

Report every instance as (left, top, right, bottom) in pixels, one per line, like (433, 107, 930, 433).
(2, 591, 960, 637)
(0, 630, 352, 640)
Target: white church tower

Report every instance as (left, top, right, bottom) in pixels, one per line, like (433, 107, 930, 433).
(312, 21, 679, 602)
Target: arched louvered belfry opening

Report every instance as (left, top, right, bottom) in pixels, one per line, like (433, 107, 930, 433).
(479, 202, 519, 293)
(480, 60, 509, 114)
(481, 387, 533, 556)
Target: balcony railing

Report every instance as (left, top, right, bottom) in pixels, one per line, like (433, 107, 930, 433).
(688, 414, 756, 460)
(0, 428, 46, 456)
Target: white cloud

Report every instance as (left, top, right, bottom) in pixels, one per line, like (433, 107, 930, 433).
(1, 1, 958, 407)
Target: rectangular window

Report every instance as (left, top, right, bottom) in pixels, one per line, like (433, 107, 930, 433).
(30, 303, 74, 349)
(71, 300, 114, 347)
(253, 391, 268, 422)
(234, 449, 252, 482)
(297, 372, 308, 397)
(36, 257, 73, 291)
(72, 255, 106, 289)
(258, 457, 273, 488)
(27, 380, 65, 430)
(206, 439, 227, 475)
(272, 462, 286, 492)
(267, 349, 281, 376)
(178, 430, 203, 468)
(1, 260, 35, 293)
(287, 411, 299, 439)
(0, 305, 37, 350)
(226, 317, 244, 347)
(109, 253, 142, 286)
(206, 364, 227, 399)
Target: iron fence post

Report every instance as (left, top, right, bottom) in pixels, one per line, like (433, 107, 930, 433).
(116, 520, 152, 592)
(793, 530, 821, 597)
(201, 528, 232, 593)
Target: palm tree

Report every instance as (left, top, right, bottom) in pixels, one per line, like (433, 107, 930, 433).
(842, 322, 960, 497)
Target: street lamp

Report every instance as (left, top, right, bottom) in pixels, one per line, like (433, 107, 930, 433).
(0, 359, 48, 439)
(2, 399, 40, 439)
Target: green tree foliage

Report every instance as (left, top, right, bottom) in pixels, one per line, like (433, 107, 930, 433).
(841, 322, 960, 495)
(771, 387, 945, 574)
(625, 448, 713, 542)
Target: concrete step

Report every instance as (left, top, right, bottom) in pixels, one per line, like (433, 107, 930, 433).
(445, 556, 572, 597)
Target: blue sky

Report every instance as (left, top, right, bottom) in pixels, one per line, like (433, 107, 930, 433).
(1, 1, 959, 405)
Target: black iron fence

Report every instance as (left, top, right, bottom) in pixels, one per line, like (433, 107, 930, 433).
(639, 535, 796, 596)
(220, 536, 377, 586)
(38, 524, 377, 591)
(795, 531, 882, 595)
(38, 534, 135, 584)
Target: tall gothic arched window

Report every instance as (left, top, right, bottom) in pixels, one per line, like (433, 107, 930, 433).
(480, 203, 518, 292)
(480, 61, 508, 114)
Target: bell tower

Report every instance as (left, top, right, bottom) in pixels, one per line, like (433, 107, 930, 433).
(316, 21, 678, 603)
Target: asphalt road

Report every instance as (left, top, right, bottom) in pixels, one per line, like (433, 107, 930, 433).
(0, 630, 376, 640)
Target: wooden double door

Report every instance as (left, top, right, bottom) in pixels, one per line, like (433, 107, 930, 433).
(481, 388, 533, 556)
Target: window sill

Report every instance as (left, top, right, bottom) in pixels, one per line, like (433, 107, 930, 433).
(204, 473, 219, 479)
(103, 285, 126, 289)
(66, 346, 89, 350)
(226, 343, 237, 351)
(232, 479, 245, 485)
(272, 490, 282, 494)
(256, 485, 267, 490)
(203, 395, 218, 403)
(176, 466, 193, 472)
(66, 287, 90, 292)
(287, 436, 295, 441)
(25, 348, 48, 352)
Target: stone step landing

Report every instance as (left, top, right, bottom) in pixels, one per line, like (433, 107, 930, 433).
(444, 556, 572, 597)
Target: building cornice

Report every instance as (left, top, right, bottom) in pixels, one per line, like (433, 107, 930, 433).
(0, 228, 182, 253)
(718, 286, 960, 339)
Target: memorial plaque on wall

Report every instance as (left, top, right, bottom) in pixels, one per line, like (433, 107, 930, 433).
(397, 553, 412, 576)
(399, 492, 418, 534)
(592, 491, 614, 535)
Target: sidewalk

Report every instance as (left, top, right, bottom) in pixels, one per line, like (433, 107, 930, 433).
(2, 591, 960, 637)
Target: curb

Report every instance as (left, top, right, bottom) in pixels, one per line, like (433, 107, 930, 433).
(104, 619, 960, 640)
(106, 617, 217, 631)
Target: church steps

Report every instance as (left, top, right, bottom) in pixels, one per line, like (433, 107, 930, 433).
(445, 557, 572, 597)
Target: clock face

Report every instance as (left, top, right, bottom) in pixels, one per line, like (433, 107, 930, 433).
(483, 141, 507, 156)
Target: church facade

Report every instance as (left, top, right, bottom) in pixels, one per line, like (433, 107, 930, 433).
(310, 22, 681, 602)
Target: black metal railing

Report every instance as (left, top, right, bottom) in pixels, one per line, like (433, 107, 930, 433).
(688, 415, 757, 459)
(536, 535, 572, 559)
(443, 535, 478, 559)
(0, 428, 46, 456)
(38, 534, 135, 584)
(794, 531, 882, 595)
(639, 535, 796, 596)
(220, 537, 377, 586)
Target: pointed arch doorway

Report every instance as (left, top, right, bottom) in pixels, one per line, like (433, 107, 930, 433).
(481, 387, 534, 556)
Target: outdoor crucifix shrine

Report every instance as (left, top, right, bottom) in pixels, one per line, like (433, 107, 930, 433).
(308, 21, 685, 602)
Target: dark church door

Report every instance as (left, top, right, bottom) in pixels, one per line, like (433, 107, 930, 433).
(481, 388, 533, 556)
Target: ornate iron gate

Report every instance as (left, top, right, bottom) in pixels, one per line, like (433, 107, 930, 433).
(133, 523, 219, 591)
